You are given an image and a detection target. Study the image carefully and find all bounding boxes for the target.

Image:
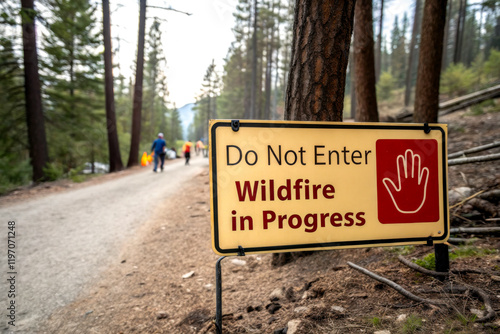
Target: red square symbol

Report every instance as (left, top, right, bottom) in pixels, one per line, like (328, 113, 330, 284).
(376, 139, 440, 224)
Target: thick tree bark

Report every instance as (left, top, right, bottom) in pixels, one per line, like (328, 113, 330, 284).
(21, 0, 49, 182)
(413, 0, 447, 123)
(102, 0, 123, 172)
(127, 0, 146, 167)
(353, 0, 378, 122)
(284, 0, 355, 122)
(404, 0, 421, 107)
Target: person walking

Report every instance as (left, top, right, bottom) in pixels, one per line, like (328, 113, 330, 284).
(151, 133, 167, 172)
(182, 140, 193, 165)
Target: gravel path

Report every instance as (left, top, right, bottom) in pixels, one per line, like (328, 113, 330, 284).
(0, 155, 208, 333)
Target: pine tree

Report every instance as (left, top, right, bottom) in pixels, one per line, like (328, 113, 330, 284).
(127, 0, 146, 167)
(353, 0, 379, 122)
(0, 3, 32, 189)
(21, 0, 49, 181)
(414, 0, 448, 123)
(42, 0, 106, 173)
(285, 0, 355, 121)
(102, 0, 123, 172)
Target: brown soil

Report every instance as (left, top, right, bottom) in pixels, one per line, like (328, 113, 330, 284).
(34, 110, 500, 334)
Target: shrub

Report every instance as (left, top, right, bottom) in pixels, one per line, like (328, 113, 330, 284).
(377, 71, 395, 101)
(440, 63, 476, 97)
(484, 48, 500, 80)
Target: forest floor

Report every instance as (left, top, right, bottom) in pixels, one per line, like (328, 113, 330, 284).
(12, 108, 500, 334)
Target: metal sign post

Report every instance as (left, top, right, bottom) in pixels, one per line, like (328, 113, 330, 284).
(215, 256, 225, 334)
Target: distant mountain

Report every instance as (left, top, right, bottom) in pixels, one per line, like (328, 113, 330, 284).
(177, 103, 195, 140)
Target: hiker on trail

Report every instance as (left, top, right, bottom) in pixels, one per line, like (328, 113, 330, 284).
(182, 140, 193, 165)
(151, 133, 167, 172)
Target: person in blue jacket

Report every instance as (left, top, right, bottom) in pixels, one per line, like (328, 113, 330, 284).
(151, 133, 167, 172)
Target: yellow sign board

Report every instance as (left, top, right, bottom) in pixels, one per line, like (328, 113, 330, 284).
(209, 120, 449, 256)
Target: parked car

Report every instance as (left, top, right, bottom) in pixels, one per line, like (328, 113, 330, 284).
(82, 162, 109, 174)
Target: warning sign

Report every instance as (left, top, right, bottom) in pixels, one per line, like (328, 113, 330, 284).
(209, 120, 449, 256)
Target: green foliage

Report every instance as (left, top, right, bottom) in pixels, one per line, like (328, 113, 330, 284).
(40, 0, 107, 176)
(389, 245, 415, 256)
(484, 49, 500, 80)
(440, 63, 476, 97)
(414, 253, 436, 270)
(401, 314, 423, 334)
(377, 71, 395, 100)
(43, 162, 64, 181)
(456, 313, 477, 326)
(0, 18, 31, 192)
(68, 165, 87, 183)
(0, 158, 31, 194)
(449, 246, 498, 260)
(369, 316, 383, 328)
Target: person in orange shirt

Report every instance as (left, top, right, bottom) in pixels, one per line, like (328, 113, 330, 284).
(182, 140, 193, 165)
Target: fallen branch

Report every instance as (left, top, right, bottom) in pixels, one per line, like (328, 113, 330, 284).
(347, 262, 447, 307)
(450, 227, 500, 234)
(447, 237, 475, 244)
(442, 284, 496, 322)
(450, 190, 485, 210)
(397, 255, 448, 278)
(448, 141, 500, 159)
(448, 153, 500, 166)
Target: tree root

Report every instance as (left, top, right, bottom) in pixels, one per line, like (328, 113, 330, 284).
(348, 260, 497, 322)
(347, 262, 447, 307)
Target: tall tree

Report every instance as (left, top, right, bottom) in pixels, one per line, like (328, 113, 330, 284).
(414, 0, 448, 123)
(353, 0, 379, 122)
(405, 0, 422, 107)
(285, 0, 355, 121)
(249, 0, 258, 119)
(102, 0, 123, 172)
(20, 0, 49, 181)
(441, 0, 453, 71)
(127, 0, 147, 167)
(375, 0, 385, 82)
(453, 0, 467, 64)
(43, 0, 105, 172)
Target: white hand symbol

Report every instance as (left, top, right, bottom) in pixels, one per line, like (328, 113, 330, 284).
(382, 150, 429, 214)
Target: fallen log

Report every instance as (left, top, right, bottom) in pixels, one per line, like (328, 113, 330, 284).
(450, 227, 500, 234)
(448, 141, 500, 159)
(394, 84, 500, 121)
(439, 84, 500, 115)
(448, 153, 500, 166)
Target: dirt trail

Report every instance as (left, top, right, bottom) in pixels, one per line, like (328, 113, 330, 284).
(0, 155, 208, 334)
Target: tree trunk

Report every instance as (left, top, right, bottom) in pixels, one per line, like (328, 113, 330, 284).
(441, 0, 452, 72)
(102, 0, 123, 172)
(353, 0, 379, 122)
(21, 0, 49, 182)
(375, 0, 384, 82)
(453, 0, 466, 64)
(127, 0, 146, 167)
(285, 0, 355, 121)
(249, 0, 258, 119)
(413, 0, 447, 123)
(405, 0, 422, 107)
